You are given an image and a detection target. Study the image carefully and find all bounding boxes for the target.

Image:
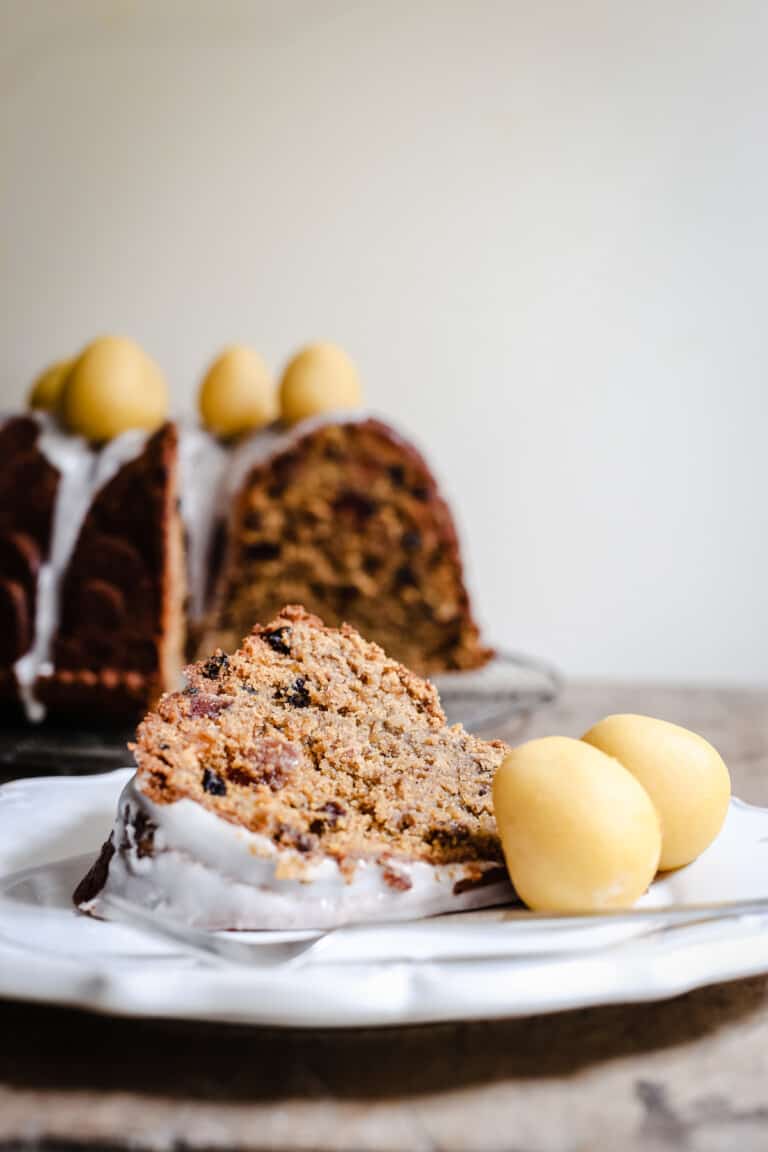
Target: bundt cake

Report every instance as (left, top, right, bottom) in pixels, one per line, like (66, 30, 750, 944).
(0, 408, 489, 722)
(75, 606, 511, 928)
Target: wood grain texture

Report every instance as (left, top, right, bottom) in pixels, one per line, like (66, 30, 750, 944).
(1, 681, 767, 1152)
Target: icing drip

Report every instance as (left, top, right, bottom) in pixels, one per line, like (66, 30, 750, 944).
(177, 425, 228, 619)
(13, 418, 149, 721)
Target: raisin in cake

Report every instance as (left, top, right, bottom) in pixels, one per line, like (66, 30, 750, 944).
(75, 606, 511, 928)
(0, 415, 185, 721)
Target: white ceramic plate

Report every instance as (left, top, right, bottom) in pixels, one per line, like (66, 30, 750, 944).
(1, 769, 767, 1028)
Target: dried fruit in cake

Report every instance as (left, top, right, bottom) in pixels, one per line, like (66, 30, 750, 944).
(199, 345, 277, 439)
(201, 417, 490, 674)
(61, 336, 168, 441)
(74, 605, 511, 928)
(280, 342, 362, 424)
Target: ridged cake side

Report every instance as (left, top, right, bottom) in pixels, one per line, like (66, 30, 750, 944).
(0, 417, 185, 721)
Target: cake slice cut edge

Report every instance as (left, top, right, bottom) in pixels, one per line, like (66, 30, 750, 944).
(74, 605, 513, 929)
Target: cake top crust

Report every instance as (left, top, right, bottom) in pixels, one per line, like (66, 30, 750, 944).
(133, 605, 506, 877)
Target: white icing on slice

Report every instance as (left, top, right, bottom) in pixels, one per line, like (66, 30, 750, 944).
(83, 775, 512, 930)
(13, 417, 149, 721)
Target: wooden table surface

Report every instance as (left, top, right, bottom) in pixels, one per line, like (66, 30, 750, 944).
(1, 681, 767, 1152)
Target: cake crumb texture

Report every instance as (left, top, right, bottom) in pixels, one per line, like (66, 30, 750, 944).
(135, 605, 506, 877)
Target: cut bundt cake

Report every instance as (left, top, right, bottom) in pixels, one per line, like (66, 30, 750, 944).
(200, 416, 491, 675)
(0, 415, 185, 721)
(75, 606, 511, 928)
(2, 406, 490, 722)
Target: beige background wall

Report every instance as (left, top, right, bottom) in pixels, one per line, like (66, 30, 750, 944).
(1, 0, 766, 681)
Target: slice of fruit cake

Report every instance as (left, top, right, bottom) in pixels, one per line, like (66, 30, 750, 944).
(75, 605, 511, 928)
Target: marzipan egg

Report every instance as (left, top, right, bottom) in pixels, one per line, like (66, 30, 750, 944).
(199, 345, 276, 438)
(61, 336, 168, 441)
(280, 342, 362, 425)
(492, 736, 661, 912)
(582, 714, 731, 870)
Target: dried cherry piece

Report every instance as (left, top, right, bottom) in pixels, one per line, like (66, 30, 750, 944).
(190, 693, 233, 718)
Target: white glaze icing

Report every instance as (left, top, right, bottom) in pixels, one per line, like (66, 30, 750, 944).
(177, 424, 228, 618)
(12, 416, 149, 721)
(81, 775, 513, 930)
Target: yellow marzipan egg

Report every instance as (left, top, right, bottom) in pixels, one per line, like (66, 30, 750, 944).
(61, 336, 168, 441)
(582, 715, 731, 870)
(28, 358, 73, 412)
(492, 736, 661, 912)
(198, 346, 276, 439)
(280, 342, 362, 425)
